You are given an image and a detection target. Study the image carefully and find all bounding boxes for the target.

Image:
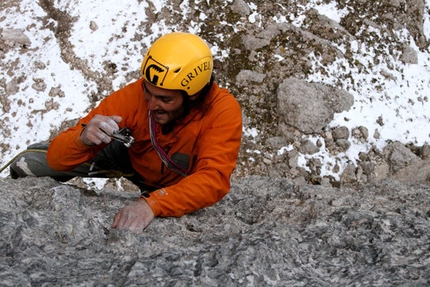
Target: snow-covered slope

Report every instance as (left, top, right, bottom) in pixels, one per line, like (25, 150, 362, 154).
(1, 0, 429, 183)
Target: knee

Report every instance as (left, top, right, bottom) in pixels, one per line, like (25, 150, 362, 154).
(10, 154, 41, 178)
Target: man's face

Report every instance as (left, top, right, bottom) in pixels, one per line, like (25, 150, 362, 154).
(143, 81, 185, 125)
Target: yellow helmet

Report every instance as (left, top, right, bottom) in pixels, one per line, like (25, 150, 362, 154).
(140, 32, 213, 96)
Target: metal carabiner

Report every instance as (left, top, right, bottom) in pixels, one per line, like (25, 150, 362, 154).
(100, 127, 135, 148)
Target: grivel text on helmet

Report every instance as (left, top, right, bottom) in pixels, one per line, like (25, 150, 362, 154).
(181, 61, 211, 88)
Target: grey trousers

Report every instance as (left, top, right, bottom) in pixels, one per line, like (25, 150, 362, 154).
(9, 141, 156, 195)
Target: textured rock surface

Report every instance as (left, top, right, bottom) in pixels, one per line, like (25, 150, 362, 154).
(1, 176, 429, 286)
(277, 78, 354, 134)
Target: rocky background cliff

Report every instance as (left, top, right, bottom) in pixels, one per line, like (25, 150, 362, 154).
(1, 0, 430, 285)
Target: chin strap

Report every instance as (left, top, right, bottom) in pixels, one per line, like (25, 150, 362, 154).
(148, 111, 191, 177)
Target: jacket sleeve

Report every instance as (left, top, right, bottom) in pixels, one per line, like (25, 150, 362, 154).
(46, 80, 142, 171)
(46, 125, 100, 171)
(145, 90, 242, 217)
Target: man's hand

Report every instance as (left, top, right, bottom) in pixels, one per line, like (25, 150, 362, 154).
(80, 115, 122, 146)
(111, 199, 155, 234)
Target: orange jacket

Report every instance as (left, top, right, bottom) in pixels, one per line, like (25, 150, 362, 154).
(46, 78, 242, 217)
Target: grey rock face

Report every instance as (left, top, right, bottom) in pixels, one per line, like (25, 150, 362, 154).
(384, 141, 422, 173)
(236, 70, 266, 86)
(277, 78, 354, 134)
(1, 176, 429, 286)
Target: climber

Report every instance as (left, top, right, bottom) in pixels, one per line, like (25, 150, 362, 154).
(9, 32, 243, 233)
